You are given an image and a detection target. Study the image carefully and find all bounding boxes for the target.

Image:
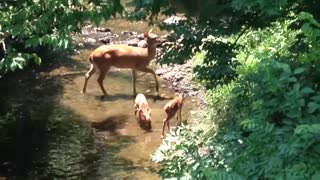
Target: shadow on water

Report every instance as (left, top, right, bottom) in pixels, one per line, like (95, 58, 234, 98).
(95, 93, 134, 102)
(0, 53, 64, 179)
(91, 115, 128, 133)
(0, 50, 120, 179)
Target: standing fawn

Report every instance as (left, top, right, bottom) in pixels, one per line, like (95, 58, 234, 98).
(134, 93, 152, 131)
(81, 29, 161, 97)
(162, 92, 185, 138)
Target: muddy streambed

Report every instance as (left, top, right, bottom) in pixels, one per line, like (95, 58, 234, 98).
(2, 46, 198, 179)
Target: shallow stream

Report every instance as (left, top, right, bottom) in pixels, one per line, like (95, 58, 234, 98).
(37, 48, 196, 179)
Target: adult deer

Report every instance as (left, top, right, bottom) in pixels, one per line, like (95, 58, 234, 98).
(134, 93, 152, 131)
(162, 92, 185, 138)
(81, 29, 161, 97)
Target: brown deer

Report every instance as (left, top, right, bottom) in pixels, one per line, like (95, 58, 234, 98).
(162, 92, 185, 138)
(134, 93, 152, 131)
(81, 29, 161, 97)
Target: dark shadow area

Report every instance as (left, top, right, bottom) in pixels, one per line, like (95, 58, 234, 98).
(95, 93, 134, 102)
(91, 115, 128, 133)
(0, 49, 97, 179)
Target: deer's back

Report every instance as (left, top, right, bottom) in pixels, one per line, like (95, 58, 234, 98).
(135, 93, 148, 107)
(90, 45, 150, 69)
(164, 97, 183, 112)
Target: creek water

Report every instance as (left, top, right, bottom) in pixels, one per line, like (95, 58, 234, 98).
(27, 48, 197, 180)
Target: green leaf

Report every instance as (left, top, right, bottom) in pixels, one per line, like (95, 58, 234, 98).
(287, 77, 297, 82)
(312, 172, 320, 180)
(13, 56, 26, 69)
(33, 53, 41, 65)
(240, 118, 259, 130)
(294, 124, 320, 136)
(301, 23, 312, 35)
(301, 87, 314, 95)
(307, 102, 320, 113)
(293, 67, 305, 74)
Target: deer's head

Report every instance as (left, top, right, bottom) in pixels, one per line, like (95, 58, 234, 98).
(137, 105, 152, 131)
(144, 28, 161, 46)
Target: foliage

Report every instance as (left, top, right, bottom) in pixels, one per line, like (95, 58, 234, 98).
(153, 17, 320, 178)
(0, 0, 124, 75)
(142, 0, 320, 178)
(129, 0, 319, 88)
(152, 126, 242, 180)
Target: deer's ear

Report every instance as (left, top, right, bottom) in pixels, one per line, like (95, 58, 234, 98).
(144, 32, 149, 38)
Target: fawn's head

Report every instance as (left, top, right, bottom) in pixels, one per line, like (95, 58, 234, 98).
(137, 105, 152, 131)
(175, 92, 186, 100)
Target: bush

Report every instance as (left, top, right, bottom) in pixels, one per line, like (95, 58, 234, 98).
(0, 0, 124, 74)
(153, 12, 320, 179)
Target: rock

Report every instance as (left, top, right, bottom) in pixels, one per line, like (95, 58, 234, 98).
(175, 75, 183, 81)
(121, 31, 136, 36)
(192, 86, 199, 91)
(99, 37, 111, 44)
(127, 38, 139, 47)
(83, 24, 93, 29)
(188, 91, 198, 96)
(95, 27, 112, 32)
(86, 38, 96, 44)
(190, 110, 197, 115)
(155, 69, 168, 75)
(138, 40, 147, 48)
(137, 34, 145, 40)
(163, 71, 176, 80)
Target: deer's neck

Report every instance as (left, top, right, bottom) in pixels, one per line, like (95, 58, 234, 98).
(147, 44, 157, 59)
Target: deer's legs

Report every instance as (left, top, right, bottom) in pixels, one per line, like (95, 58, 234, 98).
(132, 70, 137, 96)
(81, 64, 96, 93)
(162, 119, 168, 138)
(97, 69, 108, 96)
(162, 112, 175, 138)
(138, 67, 159, 93)
(178, 106, 183, 126)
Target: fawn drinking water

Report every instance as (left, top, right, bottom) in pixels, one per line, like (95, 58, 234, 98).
(134, 93, 152, 131)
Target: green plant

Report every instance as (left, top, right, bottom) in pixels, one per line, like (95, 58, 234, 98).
(149, 6, 320, 179)
(0, 0, 124, 74)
